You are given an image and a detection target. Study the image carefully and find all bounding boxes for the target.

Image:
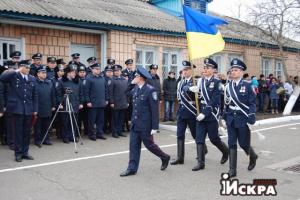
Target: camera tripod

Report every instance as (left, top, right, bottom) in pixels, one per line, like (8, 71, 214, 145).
(40, 92, 84, 153)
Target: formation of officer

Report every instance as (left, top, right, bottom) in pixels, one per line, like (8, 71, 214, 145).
(223, 58, 257, 178)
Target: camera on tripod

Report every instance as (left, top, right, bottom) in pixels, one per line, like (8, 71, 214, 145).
(65, 87, 73, 94)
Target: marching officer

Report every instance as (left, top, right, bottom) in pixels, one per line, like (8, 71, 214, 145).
(30, 53, 43, 76)
(120, 66, 170, 177)
(188, 58, 229, 171)
(86, 57, 97, 75)
(85, 63, 109, 141)
(109, 64, 128, 138)
(223, 58, 257, 178)
(0, 60, 37, 162)
(34, 66, 56, 147)
(147, 64, 162, 101)
(60, 64, 84, 143)
(68, 53, 86, 68)
(77, 65, 89, 136)
(46, 56, 57, 81)
(171, 61, 207, 165)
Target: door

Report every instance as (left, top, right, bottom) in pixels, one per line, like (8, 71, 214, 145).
(70, 44, 96, 66)
(0, 38, 22, 65)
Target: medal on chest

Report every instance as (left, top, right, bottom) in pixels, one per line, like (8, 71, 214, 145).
(209, 82, 214, 89)
(240, 86, 246, 93)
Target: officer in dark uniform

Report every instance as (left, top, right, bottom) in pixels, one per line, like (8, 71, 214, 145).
(122, 59, 136, 84)
(52, 64, 64, 139)
(147, 64, 162, 101)
(46, 56, 57, 81)
(103, 64, 114, 134)
(30, 53, 43, 76)
(0, 60, 37, 162)
(109, 64, 128, 138)
(77, 65, 89, 136)
(85, 63, 109, 141)
(7, 51, 22, 69)
(68, 53, 86, 68)
(34, 66, 56, 147)
(0, 65, 8, 145)
(223, 58, 257, 178)
(171, 61, 206, 165)
(188, 58, 229, 171)
(120, 66, 170, 177)
(86, 57, 97, 75)
(60, 64, 84, 143)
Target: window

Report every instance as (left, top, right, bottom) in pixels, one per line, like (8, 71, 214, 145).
(275, 59, 283, 78)
(261, 58, 272, 76)
(0, 37, 23, 65)
(162, 51, 179, 79)
(211, 54, 223, 73)
(135, 47, 156, 69)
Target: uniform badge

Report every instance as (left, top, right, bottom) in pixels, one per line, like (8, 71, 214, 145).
(108, 80, 111, 85)
(218, 82, 223, 91)
(209, 82, 214, 89)
(233, 59, 238, 65)
(83, 80, 86, 85)
(240, 86, 246, 93)
(152, 92, 158, 101)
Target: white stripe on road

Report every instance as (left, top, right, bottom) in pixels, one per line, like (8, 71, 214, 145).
(0, 122, 299, 174)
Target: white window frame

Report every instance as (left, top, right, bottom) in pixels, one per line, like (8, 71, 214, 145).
(211, 54, 224, 74)
(162, 50, 179, 79)
(275, 59, 283, 78)
(0, 37, 24, 65)
(261, 58, 272, 77)
(135, 46, 157, 69)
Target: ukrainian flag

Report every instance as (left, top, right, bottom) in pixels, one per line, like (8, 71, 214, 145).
(183, 5, 228, 60)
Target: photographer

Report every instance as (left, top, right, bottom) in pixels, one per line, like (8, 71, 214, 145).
(59, 64, 84, 143)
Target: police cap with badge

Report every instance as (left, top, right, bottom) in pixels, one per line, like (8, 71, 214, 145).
(32, 53, 43, 60)
(47, 57, 57, 63)
(71, 53, 80, 59)
(78, 65, 86, 72)
(149, 64, 158, 70)
(113, 64, 122, 71)
(107, 59, 115, 65)
(91, 63, 101, 69)
(10, 51, 21, 59)
(64, 64, 77, 73)
(37, 65, 47, 73)
(182, 60, 196, 70)
(19, 60, 31, 68)
(125, 59, 133, 65)
(230, 58, 247, 71)
(87, 57, 97, 63)
(56, 58, 66, 65)
(204, 58, 218, 69)
(105, 66, 113, 72)
(135, 66, 152, 80)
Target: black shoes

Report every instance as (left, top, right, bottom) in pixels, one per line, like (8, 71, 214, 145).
(63, 138, 70, 144)
(22, 154, 34, 160)
(192, 144, 205, 171)
(119, 134, 127, 137)
(215, 141, 229, 164)
(248, 147, 258, 171)
(228, 149, 237, 178)
(97, 135, 107, 140)
(35, 143, 42, 148)
(15, 156, 22, 162)
(43, 141, 53, 145)
(112, 134, 119, 138)
(170, 139, 184, 165)
(120, 170, 137, 177)
(89, 136, 96, 141)
(161, 156, 170, 171)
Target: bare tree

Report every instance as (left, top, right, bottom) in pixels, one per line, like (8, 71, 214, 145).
(247, 0, 300, 82)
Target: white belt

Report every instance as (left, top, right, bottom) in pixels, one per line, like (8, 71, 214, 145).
(229, 105, 241, 111)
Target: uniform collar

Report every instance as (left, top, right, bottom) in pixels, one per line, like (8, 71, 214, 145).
(233, 78, 242, 86)
(185, 76, 192, 82)
(204, 76, 213, 81)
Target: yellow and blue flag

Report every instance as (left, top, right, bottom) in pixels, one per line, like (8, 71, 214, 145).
(183, 5, 228, 60)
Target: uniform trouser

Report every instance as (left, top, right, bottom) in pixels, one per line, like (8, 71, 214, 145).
(227, 123, 250, 152)
(176, 116, 196, 140)
(34, 117, 51, 144)
(196, 120, 222, 145)
(103, 106, 112, 133)
(127, 128, 169, 172)
(5, 113, 14, 147)
(0, 116, 6, 144)
(10, 114, 32, 157)
(63, 113, 79, 140)
(88, 108, 105, 137)
(112, 109, 125, 135)
(78, 106, 89, 135)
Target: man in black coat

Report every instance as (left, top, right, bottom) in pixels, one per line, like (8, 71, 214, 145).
(86, 63, 109, 141)
(109, 65, 128, 138)
(34, 66, 56, 147)
(59, 64, 84, 143)
(163, 71, 177, 121)
(0, 60, 38, 162)
(147, 64, 162, 101)
(46, 57, 57, 81)
(30, 53, 44, 76)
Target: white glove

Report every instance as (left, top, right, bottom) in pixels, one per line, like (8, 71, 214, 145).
(189, 86, 199, 93)
(221, 119, 227, 129)
(151, 130, 158, 135)
(196, 113, 205, 121)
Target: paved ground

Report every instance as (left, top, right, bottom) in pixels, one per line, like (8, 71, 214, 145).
(0, 120, 300, 200)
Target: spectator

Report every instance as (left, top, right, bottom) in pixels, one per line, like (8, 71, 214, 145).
(177, 70, 183, 83)
(258, 74, 268, 112)
(269, 77, 279, 114)
(162, 71, 177, 121)
(284, 78, 294, 98)
(251, 76, 259, 94)
(294, 76, 298, 85)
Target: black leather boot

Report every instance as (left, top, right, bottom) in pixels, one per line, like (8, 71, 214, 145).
(248, 147, 258, 171)
(215, 141, 229, 164)
(192, 144, 205, 171)
(170, 139, 184, 165)
(228, 149, 237, 178)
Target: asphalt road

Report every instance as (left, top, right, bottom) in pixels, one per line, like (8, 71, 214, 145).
(0, 120, 300, 200)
